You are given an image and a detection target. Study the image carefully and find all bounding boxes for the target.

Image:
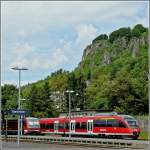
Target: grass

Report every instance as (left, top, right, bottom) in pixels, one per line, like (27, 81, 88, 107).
(138, 131, 148, 140)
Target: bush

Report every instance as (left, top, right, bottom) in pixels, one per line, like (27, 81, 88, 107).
(93, 34, 108, 43)
(109, 27, 131, 43)
(132, 24, 147, 37)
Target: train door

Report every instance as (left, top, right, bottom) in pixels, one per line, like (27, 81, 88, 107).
(54, 120, 59, 133)
(87, 120, 93, 134)
(70, 120, 75, 133)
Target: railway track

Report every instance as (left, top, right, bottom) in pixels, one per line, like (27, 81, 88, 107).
(2, 135, 148, 149)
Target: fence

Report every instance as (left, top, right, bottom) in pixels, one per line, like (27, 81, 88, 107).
(136, 116, 148, 132)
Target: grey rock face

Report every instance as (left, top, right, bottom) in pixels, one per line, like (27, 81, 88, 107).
(80, 34, 147, 67)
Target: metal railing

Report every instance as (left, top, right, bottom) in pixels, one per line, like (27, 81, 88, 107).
(1, 135, 148, 149)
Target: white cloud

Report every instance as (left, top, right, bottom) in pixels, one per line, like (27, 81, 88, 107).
(44, 41, 71, 69)
(2, 1, 148, 84)
(12, 42, 34, 57)
(17, 30, 28, 38)
(76, 24, 98, 48)
(2, 1, 148, 34)
(47, 48, 69, 69)
(135, 4, 149, 27)
(10, 43, 34, 68)
(9, 41, 71, 71)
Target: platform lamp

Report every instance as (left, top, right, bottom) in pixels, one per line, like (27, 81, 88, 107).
(11, 67, 28, 146)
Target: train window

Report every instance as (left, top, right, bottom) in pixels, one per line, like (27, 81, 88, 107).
(28, 119, 40, 128)
(46, 124, 49, 129)
(40, 124, 45, 129)
(54, 122, 59, 130)
(94, 120, 106, 127)
(49, 123, 54, 129)
(75, 122, 80, 129)
(127, 120, 138, 127)
(107, 119, 118, 127)
(59, 123, 64, 129)
(119, 121, 126, 128)
(65, 122, 69, 129)
(81, 122, 87, 129)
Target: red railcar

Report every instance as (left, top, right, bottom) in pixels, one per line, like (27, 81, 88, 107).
(23, 117, 40, 135)
(3, 117, 40, 135)
(39, 114, 140, 139)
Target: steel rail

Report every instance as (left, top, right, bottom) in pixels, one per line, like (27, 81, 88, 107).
(1, 135, 148, 149)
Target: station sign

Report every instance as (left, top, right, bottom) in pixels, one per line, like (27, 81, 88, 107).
(9, 109, 30, 115)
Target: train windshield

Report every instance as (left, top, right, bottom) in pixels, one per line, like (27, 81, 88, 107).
(127, 120, 138, 127)
(124, 116, 138, 128)
(27, 118, 40, 128)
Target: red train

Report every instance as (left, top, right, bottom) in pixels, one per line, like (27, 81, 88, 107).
(39, 114, 140, 139)
(2, 117, 40, 135)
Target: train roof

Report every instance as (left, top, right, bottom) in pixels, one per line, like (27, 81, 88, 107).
(118, 115, 136, 120)
(26, 117, 39, 120)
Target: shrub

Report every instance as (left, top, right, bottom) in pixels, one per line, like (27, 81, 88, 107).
(132, 24, 147, 37)
(93, 34, 108, 43)
(109, 27, 131, 43)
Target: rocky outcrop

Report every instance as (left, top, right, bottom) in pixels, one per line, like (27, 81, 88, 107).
(128, 36, 148, 57)
(82, 40, 109, 61)
(80, 25, 148, 68)
(102, 52, 111, 65)
(128, 38, 140, 57)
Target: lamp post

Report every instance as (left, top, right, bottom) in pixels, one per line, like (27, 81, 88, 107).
(11, 67, 28, 146)
(20, 98, 26, 136)
(65, 90, 74, 138)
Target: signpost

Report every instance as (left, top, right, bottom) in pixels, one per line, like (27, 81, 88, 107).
(9, 109, 30, 115)
(8, 109, 30, 146)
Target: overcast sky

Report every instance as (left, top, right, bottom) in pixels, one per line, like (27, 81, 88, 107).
(1, 1, 149, 86)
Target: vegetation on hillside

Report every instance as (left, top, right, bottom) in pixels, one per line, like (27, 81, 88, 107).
(2, 24, 148, 117)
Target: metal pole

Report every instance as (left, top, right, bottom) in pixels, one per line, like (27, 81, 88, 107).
(11, 67, 28, 146)
(69, 92, 71, 138)
(0, 88, 2, 150)
(0, 17, 2, 147)
(5, 118, 7, 141)
(17, 69, 21, 146)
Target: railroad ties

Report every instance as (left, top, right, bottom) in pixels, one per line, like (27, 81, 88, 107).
(2, 135, 148, 149)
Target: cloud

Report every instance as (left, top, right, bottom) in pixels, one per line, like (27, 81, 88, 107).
(17, 30, 28, 38)
(12, 42, 34, 57)
(2, 1, 149, 84)
(2, 1, 148, 34)
(76, 24, 98, 48)
(135, 4, 149, 27)
(47, 48, 69, 68)
(10, 43, 34, 68)
(9, 41, 71, 71)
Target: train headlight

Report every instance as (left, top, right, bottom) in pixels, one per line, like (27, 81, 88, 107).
(24, 130, 28, 133)
(133, 129, 138, 132)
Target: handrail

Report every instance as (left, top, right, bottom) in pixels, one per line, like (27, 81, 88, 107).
(1, 135, 148, 149)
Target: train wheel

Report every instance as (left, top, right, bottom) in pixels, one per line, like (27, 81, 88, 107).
(117, 135, 123, 139)
(132, 134, 139, 140)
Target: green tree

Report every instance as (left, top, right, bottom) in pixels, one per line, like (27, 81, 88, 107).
(27, 84, 39, 116)
(2, 84, 18, 109)
(109, 27, 131, 43)
(85, 75, 110, 110)
(41, 81, 55, 117)
(93, 34, 108, 43)
(132, 24, 147, 37)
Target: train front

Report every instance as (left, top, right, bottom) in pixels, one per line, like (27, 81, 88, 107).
(122, 115, 140, 139)
(24, 117, 40, 135)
